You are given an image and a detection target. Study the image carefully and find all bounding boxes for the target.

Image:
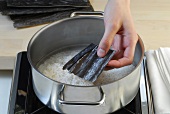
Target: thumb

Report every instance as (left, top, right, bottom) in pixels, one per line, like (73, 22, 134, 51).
(97, 26, 118, 57)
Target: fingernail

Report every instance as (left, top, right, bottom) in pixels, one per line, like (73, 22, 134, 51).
(97, 48, 106, 57)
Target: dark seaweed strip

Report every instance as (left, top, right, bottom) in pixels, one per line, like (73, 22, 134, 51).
(84, 50, 116, 82)
(12, 6, 94, 28)
(90, 50, 116, 82)
(64, 42, 116, 82)
(63, 43, 96, 70)
(74, 46, 98, 78)
(13, 11, 73, 28)
(2, 7, 76, 15)
(9, 6, 93, 21)
(10, 13, 54, 21)
(0, 0, 7, 12)
(6, 0, 90, 7)
(68, 52, 91, 73)
(68, 46, 116, 82)
(83, 57, 103, 81)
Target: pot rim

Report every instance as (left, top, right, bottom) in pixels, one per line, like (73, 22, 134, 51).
(27, 16, 145, 87)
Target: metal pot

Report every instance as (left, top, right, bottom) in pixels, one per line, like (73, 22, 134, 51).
(27, 12, 144, 114)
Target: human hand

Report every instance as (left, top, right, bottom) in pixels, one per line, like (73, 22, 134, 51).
(97, 0, 138, 69)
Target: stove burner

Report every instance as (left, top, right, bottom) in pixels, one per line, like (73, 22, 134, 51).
(8, 52, 142, 114)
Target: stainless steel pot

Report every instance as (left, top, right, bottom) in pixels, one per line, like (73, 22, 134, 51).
(27, 12, 144, 114)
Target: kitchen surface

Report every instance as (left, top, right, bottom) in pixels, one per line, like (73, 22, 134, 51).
(0, 0, 170, 114)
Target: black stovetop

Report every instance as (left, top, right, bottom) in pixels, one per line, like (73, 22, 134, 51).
(8, 52, 142, 114)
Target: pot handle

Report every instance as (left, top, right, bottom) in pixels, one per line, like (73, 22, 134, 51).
(58, 85, 105, 106)
(70, 11, 104, 17)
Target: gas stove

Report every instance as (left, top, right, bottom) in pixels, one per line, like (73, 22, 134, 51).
(8, 52, 154, 114)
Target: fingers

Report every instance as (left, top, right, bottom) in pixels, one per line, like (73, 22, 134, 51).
(107, 57, 132, 68)
(97, 24, 119, 58)
(107, 45, 136, 68)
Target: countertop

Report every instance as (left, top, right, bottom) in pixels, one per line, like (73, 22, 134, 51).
(1, 0, 170, 70)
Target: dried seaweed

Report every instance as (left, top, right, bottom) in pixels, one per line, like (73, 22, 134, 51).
(11, 6, 94, 28)
(6, 0, 90, 7)
(63, 43, 96, 70)
(0, 0, 7, 12)
(2, 7, 77, 15)
(1, 0, 94, 28)
(63, 43, 116, 82)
